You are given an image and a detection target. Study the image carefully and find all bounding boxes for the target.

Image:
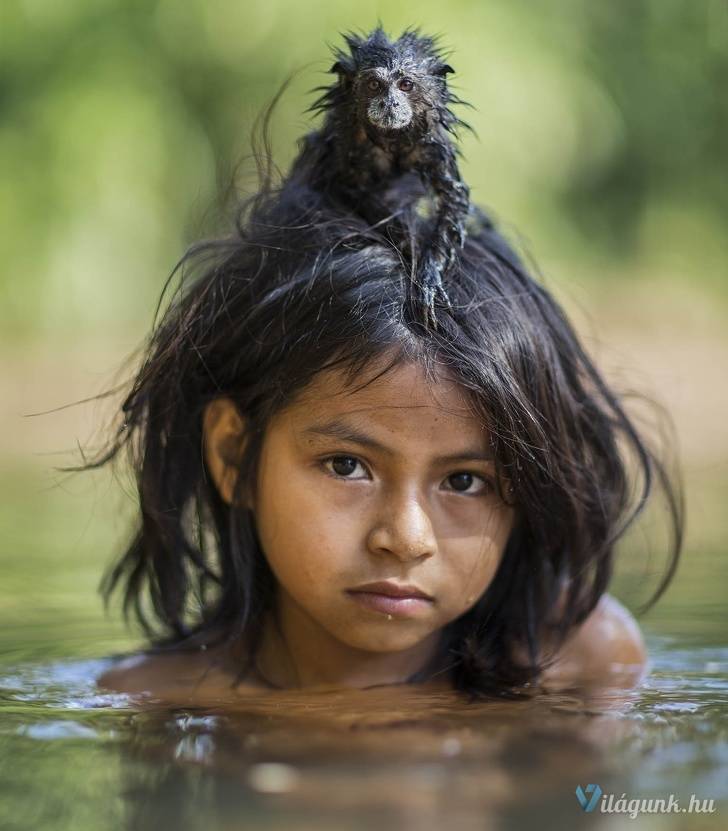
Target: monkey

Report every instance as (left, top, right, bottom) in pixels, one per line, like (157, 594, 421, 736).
(285, 26, 472, 328)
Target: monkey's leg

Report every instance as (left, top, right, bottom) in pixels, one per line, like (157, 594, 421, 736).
(416, 143, 471, 318)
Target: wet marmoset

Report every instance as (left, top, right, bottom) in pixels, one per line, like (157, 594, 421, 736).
(286, 26, 472, 327)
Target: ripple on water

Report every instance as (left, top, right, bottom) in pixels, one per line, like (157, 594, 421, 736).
(0, 637, 726, 830)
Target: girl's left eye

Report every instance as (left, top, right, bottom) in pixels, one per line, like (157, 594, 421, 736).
(444, 472, 492, 496)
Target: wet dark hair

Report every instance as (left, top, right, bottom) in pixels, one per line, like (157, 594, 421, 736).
(90, 105, 683, 700)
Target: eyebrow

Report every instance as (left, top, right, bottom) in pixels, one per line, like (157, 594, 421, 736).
(300, 418, 495, 464)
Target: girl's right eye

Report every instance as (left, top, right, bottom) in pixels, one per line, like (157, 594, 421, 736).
(322, 455, 369, 480)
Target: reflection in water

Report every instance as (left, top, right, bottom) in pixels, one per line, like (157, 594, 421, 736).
(112, 687, 628, 831)
(0, 642, 727, 830)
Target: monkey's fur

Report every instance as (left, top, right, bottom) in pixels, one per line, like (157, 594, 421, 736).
(286, 26, 472, 328)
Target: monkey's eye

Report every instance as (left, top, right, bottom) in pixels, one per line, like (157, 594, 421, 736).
(367, 78, 382, 93)
(398, 78, 414, 92)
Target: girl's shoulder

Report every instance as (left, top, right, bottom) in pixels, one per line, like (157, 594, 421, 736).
(539, 593, 648, 690)
(96, 639, 266, 704)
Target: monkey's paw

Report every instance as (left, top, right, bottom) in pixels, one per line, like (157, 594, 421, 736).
(418, 252, 453, 318)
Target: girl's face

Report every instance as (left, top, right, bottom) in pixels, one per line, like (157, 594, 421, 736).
(250, 358, 516, 659)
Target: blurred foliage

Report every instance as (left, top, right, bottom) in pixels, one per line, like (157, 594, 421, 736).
(1, 0, 727, 338)
(0, 462, 138, 660)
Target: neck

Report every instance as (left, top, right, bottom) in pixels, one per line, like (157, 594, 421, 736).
(253, 593, 446, 690)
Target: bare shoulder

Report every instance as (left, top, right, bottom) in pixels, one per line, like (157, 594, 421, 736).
(539, 594, 648, 690)
(97, 644, 264, 703)
(97, 651, 205, 695)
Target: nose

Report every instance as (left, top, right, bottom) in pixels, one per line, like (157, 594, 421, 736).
(367, 491, 437, 562)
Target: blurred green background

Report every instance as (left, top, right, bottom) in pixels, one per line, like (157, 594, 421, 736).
(1, 0, 727, 658)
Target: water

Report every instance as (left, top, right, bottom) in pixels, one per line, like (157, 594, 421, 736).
(1, 469, 726, 830)
(0, 632, 725, 831)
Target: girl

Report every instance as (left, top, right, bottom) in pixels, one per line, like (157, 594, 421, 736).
(95, 112, 682, 703)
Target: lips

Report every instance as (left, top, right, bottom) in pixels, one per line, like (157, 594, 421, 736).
(348, 580, 433, 600)
(345, 581, 434, 619)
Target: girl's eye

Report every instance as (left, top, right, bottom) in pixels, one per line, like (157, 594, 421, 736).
(321, 458, 492, 496)
(444, 472, 492, 496)
(367, 78, 382, 93)
(323, 455, 369, 479)
(398, 78, 414, 92)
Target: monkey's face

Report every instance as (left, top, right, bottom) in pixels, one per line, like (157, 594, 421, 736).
(356, 70, 419, 132)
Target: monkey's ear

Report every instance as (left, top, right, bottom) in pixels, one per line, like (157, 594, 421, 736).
(330, 59, 356, 79)
(330, 60, 354, 90)
(435, 63, 455, 76)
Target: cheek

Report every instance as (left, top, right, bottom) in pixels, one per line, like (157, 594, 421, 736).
(449, 543, 502, 602)
(253, 464, 358, 590)
(440, 508, 514, 611)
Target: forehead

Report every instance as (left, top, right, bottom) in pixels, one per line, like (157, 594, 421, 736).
(285, 360, 487, 443)
(362, 59, 425, 79)
(358, 46, 429, 77)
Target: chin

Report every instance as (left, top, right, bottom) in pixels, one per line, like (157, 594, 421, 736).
(334, 622, 433, 654)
